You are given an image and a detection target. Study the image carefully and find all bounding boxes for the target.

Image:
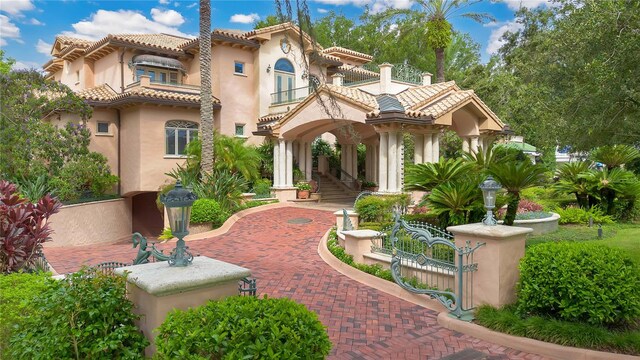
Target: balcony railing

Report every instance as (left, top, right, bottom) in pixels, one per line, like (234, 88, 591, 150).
(270, 86, 311, 105)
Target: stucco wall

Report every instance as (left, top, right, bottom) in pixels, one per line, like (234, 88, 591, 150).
(47, 198, 132, 247)
(60, 57, 85, 92)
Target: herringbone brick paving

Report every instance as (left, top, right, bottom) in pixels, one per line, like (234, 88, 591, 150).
(44, 206, 547, 360)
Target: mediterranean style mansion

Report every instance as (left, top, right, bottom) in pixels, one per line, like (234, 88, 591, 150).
(43, 22, 506, 237)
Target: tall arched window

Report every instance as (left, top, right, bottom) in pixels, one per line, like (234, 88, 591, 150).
(165, 120, 198, 156)
(274, 58, 295, 104)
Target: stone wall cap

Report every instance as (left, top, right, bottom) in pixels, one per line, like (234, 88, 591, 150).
(341, 229, 380, 238)
(114, 256, 251, 296)
(446, 223, 533, 238)
(333, 210, 357, 215)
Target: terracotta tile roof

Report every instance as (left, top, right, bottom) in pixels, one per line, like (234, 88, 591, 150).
(322, 46, 373, 61)
(55, 36, 95, 48)
(181, 29, 259, 50)
(258, 113, 287, 123)
(77, 84, 220, 106)
(324, 84, 378, 109)
(85, 33, 193, 54)
(411, 90, 475, 118)
(396, 81, 459, 110)
(338, 65, 380, 77)
(244, 22, 317, 47)
(312, 52, 342, 64)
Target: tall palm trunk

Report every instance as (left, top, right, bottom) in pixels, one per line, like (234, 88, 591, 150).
(199, 0, 214, 175)
(435, 47, 445, 83)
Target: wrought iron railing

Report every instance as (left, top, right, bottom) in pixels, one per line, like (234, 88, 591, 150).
(391, 63, 423, 85)
(336, 168, 358, 190)
(342, 65, 380, 86)
(270, 86, 312, 105)
(238, 277, 257, 296)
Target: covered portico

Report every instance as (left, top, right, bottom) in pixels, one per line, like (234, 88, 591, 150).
(254, 77, 506, 201)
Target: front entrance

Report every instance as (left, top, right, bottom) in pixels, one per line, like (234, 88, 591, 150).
(132, 192, 163, 237)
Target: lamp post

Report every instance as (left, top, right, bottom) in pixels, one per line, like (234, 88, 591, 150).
(160, 181, 197, 266)
(479, 176, 501, 226)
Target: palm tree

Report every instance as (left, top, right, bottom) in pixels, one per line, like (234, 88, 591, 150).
(383, 0, 494, 82)
(488, 160, 546, 226)
(427, 181, 483, 227)
(404, 157, 474, 191)
(590, 145, 640, 170)
(581, 168, 636, 215)
(199, 0, 214, 175)
(553, 161, 592, 208)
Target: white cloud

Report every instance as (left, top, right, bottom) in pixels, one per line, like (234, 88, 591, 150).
(0, 0, 35, 16)
(0, 14, 21, 44)
(150, 8, 185, 26)
(501, 0, 556, 11)
(187, 2, 198, 9)
(229, 13, 260, 24)
(29, 18, 43, 25)
(59, 9, 192, 40)
(317, 8, 329, 13)
(158, 0, 170, 4)
(36, 39, 51, 55)
(486, 20, 522, 55)
(314, 0, 412, 14)
(12, 60, 41, 70)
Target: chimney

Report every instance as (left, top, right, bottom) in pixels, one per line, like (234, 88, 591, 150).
(331, 73, 344, 87)
(379, 63, 393, 94)
(422, 72, 432, 86)
(139, 74, 151, 87)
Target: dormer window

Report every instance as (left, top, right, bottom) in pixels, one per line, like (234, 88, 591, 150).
(131, 55, 184, 85)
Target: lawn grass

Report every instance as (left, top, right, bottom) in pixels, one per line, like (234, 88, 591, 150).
(527, 223, 640, 264)
(475, 305, 640, 355)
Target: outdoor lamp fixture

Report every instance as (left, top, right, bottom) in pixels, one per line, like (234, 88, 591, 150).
(266, 64, 271, 73)
(160, 181, 197, 266)
(479, 176, 502, 226)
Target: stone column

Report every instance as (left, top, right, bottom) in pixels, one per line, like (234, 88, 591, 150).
(424, 133, 433, 163)
(462, 137, 470, 153)
(298, 141, 306, 178)
(470, 136, 479, 155)
(305, 142, 312, 180)
(278, 139, 286, 187)
(396, 132, 404, 192)
(286, 140, 293, 186)
(340, 143, 347, 178)
(344, 144, 352, 178)
(388, 131, 398, 192)
(414, 134, 424, 164)
(352, 144, 358, 180)
(378, 133, 388, 192)
(373, 145, 379, 184)
(432, 132, 440, 162)
(273, 140, 280, 187)
(447, 224, 532, 308)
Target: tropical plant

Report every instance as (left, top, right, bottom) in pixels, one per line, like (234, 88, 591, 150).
(488, 160, 546, 226)
(252, 178, 272, 198)
(199, 0, 214, 176)
(404, 157, 474, 191)
(580, 168, 638, 215)
(379, 0, 494, 82)
(190, 198, 228, 228)
(553, 161, 592, 208)
(17, 174, 51, 203)
(257, 141, 274, 178)
(0, 180, 61, 274)
(192, 169, 247, 212)
(427, 180, 482, 226)
(590, 145, 640, 170)
(9, 267, 148, 359)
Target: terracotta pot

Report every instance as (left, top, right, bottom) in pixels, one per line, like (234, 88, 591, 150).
(297, 190, 310, 199)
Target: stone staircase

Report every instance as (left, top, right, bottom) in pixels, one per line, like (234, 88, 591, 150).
(316, 173, 358, 203)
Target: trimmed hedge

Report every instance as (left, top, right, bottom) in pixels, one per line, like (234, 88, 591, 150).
(517, 242, 640, 326)
(355, 194, 410, 223)
(155, 296, 332, 359)
(190, 198, 228, 227)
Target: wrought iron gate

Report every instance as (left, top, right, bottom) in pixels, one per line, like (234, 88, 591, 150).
(388, 214, 483, 319)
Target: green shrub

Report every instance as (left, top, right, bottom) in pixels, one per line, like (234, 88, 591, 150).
(190, 198, 228, 227)
(50, 152, 118, 202)
(0, 272, 49, 358)
(555, 206, 614, 225)
(327, 228, 394, 282)
(252, 178, 272, 198)
(517, 242, 640, 326)
(355, 194, 410, 223)
(156, 296, 332, 359)
(402, 213, 440, 226)
(358, 222, 390, 232)
(241, 199, 278, 210)
(9, 267, 148, 359)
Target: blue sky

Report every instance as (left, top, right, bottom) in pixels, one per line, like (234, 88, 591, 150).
(0, 0, 556, 70)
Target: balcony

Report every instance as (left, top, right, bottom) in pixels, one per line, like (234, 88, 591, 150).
(126, 75, 200, 94)
(270, 86, 312, 106)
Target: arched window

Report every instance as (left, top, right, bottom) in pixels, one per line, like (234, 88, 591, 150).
(274, 58, 295, 104)
(165, 120, 198, 156)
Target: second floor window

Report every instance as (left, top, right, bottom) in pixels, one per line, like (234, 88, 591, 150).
(234, 61, 244, 74)
(165, 120, 198, 156)
(136, 66, 179, 84)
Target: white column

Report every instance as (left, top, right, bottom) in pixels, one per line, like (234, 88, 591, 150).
(432, 132, 440, 162)
(388, 131, 398, 192)
(462, 137, 470, 153)
(305, 142, 312, 180)
(378, 133, 388, 192)
(397, 132, 404, 192)
(286, 140, 293, 186)
(424, 133, 433, 163)
(414, 134, 424, 164)
(471, 136, 479, 155)
(352, 144, 358, 179)
(278, 139, 286, 187)
(273, 140, 280, 187)
(340, 144, 346, 175)
(344, 144, 352, 178)
(298, 141, 305, 177)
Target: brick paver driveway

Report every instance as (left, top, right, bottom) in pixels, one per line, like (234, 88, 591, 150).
(44, 206, 544, 360)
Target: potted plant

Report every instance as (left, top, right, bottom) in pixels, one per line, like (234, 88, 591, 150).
(296, 182, 312, 199)
(361, 180, 378, 192)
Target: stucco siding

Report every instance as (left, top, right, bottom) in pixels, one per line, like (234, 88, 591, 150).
(47, 198, 132, 247)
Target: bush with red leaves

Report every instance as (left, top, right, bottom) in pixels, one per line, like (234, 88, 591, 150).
(0, 180, 61, 274)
